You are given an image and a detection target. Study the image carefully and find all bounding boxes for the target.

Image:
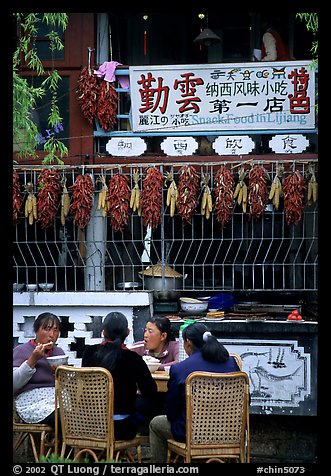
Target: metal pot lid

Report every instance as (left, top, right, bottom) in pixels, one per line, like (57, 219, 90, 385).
(139, 261, 182, 278)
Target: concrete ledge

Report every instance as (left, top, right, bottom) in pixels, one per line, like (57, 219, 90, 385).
(13, 291, 153, 307)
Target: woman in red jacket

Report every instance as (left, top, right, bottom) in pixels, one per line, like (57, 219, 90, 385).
(261, 17, 291, 61)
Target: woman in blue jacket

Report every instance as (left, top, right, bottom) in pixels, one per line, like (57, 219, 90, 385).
(149, 321, 241, 463)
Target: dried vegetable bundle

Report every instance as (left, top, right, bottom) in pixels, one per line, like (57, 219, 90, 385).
(248, 165, 269, 220)
(306, 163, 318, 205)
(200, 172, 213, 220)
(24, 182, 37, 225)
(96, 80, 118, 131)
(269, 164, 284, 210)
(36, 168, 61, 229)
(165, 171, 178, 218)
(13, 172, 23, 224)
(176, 165, 199, 224)
(234, 166, 248, 213)
(282, 170, 305, 225)
(141, 167, 163, 229)
(60, 177, 71, 226)
(96, 174, 109, 218)
(214, 165, 235, 228)
(76, 67, 99, 124)
(69, 174, 94, 229)
(107, 173, 131, 232)
(130, 169, 142, 215)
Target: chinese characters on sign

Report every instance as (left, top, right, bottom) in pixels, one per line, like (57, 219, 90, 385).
(106, 137, 146, 156)
(212, 135, 255, 155)
(160, 137, 198, 156)
(129, 62, 315, 133)
(269, 134, 309, 154)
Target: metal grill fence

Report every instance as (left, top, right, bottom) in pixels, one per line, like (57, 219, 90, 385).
(13, 161, 318, 294)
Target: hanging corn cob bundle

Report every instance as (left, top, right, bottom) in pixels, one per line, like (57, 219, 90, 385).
(200, 171, 213, 219)
(233, 166, 248, 213)
(97, 174, 109, 218)
(130, 169, 142, 216)
(306, 162, 318, 205)
(268, 163, 284, 210)
(24, 182, 37, 225)
(165, 171, 178, 218)
(60, 177, 71, 226)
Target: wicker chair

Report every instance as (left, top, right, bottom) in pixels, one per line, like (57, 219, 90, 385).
(54, 366, 142, 462)
(167, 371, 250, 463)
(13, 400, 55, 462)
(230, 353, 242, 370)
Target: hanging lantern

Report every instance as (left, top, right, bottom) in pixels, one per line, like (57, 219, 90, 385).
(194, 28, 222, 47)
(143, 15, 148, 57)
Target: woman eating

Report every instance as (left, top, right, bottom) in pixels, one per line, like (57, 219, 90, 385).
(130, 317, 179, 370)
(13, 312, 66, 428)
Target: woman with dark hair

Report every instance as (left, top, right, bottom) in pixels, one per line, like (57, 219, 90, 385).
(81, 312, 158, 440)
(149, 321, 241, 463)
(13, 312, 66, 428)
(129, 317, 179, 369)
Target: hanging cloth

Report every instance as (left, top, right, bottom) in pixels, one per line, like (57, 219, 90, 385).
(94, 61, 130, 89)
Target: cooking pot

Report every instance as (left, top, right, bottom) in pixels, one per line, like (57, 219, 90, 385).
(139, 262, 187, 300)
(116, 281, 142, 290)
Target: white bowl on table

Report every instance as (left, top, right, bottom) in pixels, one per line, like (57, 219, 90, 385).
(46, 355, 69, 368)
(142, 356, 160, 373)
(26, 284, 37, 292)
(13, 283, 24, 292)
(39, 283, 54, 292)
(180, 298, 208, 313)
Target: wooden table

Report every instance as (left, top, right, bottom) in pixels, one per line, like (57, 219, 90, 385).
(152, 370, 169, 392)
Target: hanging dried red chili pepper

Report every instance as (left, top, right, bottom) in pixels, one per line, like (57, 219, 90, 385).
(13, 172, 23, 225)
(141, 167, 163, 229)
(76, 66, 99, 124)
(248, 165, 269, 220)
(36, 168, 61, 229)
(176, 165, 200, 225)
(282, 170, 305, 225)
(214, 165, 235, 228)
(96, 80, 118, 131)
(107, 173, 131, 233)
(69, 174, 94, 229)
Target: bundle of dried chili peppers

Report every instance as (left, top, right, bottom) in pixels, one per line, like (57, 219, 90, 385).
(36, 168, 61, 229)
(69, 174, 94, 229)
(248, 165, 269, 220)
(107, 173, 131, 233)
(96, 80, 118, 131)
(176, 165, 199, 225)
(76, 67, 99, 124)
(282, 170, 305, 225)
(13, 172, 23, 225)
(141, 167, 163, 229)
(214, 165, 235, 228)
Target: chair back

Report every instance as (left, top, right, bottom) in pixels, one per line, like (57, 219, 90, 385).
(185, 371, 249, 460)
(55, 366, 114, 461)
